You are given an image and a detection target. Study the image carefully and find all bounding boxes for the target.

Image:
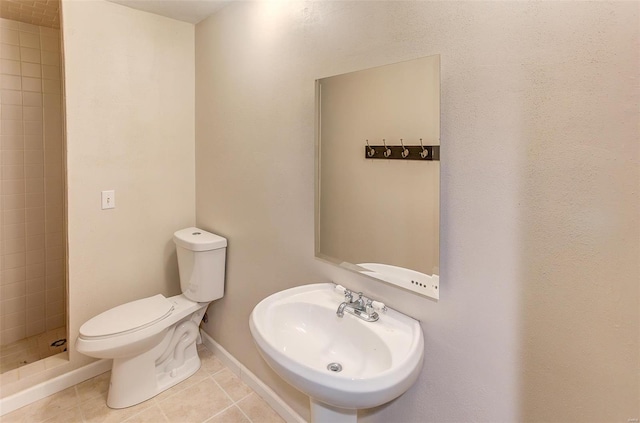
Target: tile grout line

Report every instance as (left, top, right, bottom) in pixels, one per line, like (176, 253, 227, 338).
(154, 367, 217, 404)
(227, 382, 256, 422)
(234, 391, 254, 405)
(119, 398, 155, 423)
(69, 384, 85, 423)
(200, 403, 237, 423)
(210, 375, 236, 404)
(155, 398, 171, 423)
(209, 375, 254, 423)
(69, 386, 83, 422)
(234, 397, 255, 423)
(150, 366, 223, 420)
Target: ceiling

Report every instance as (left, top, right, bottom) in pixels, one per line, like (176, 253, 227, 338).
(107, 0, 231, 24)
(0, 0, 229, 28)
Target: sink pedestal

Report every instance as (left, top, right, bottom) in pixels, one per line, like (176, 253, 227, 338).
(311, 399, 357, 423)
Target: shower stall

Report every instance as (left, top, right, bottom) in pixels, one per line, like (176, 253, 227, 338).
(0, 1, 67, 373)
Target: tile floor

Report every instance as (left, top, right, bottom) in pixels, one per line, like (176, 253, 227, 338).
(0, 328, 67, 374)
(0, 345, 285, 423)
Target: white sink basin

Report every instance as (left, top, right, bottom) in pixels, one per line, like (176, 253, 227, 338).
(249, 283, 424, 414)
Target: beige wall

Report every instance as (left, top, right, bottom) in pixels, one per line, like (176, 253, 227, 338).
(63, 0, 195, 365)
(1, 18, 66, 347)
(1, 0, 195, 395)
(196, 2, 639, 422)
(318, 56, 440, 275)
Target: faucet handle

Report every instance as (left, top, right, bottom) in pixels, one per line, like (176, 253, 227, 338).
(334, 285, 352, 299)
(365, 299, 375, 314)
(370, 301, 387, 313)
(344, 290, 353, 302)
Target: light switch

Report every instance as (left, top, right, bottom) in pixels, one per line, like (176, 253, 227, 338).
(101, 190, 115, 209)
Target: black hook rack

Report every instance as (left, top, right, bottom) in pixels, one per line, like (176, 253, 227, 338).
(364, 139, 440, 161)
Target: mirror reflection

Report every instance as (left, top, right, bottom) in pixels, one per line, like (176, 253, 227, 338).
(315, 55, 440, 298)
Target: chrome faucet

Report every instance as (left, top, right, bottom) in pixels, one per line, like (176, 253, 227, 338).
(336, 301, 349, 317)
(335, 287, 386, 322)
(336, 290, 353, 317)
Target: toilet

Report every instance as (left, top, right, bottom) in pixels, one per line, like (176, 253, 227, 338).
(75, 227, 227, 409)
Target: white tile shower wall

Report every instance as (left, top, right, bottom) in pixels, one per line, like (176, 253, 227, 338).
(0, 17, 65, 345)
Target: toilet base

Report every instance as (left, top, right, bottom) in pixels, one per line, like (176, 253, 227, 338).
(107, 340, 201, 408)
(106, 316, 205, 408)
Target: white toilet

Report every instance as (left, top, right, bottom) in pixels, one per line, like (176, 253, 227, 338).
(75, 227, 227, 409)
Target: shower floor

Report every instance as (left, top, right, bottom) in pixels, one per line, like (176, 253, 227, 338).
(0, 327, 67, 374)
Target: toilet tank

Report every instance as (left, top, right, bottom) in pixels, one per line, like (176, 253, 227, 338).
(173, 227, 227, 302)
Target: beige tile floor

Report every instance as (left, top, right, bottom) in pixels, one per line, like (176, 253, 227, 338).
(0, 345, 285, 423)
(0, 327, 67, 374)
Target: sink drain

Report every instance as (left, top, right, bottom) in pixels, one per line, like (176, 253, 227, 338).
(327, 362, 342, 372)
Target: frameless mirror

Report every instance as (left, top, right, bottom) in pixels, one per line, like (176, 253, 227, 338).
(315, 55, 440, 299)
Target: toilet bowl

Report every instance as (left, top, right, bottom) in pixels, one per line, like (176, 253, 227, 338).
(76, 228, 227, 409)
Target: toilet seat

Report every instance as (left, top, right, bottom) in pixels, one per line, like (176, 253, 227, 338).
(79, 294, 174, 339)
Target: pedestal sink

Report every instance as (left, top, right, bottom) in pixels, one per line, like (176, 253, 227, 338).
(249, 283, 424, 423)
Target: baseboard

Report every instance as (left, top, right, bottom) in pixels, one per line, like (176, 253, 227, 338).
(199, 330, 306, 423)
(0, 359, 111, 416)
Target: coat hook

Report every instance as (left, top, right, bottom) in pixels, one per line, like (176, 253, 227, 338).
(400, 138, 409, 158)
(366, 140, 376, 157)
(419, 138, 429, 159)
(383, 139, 392, 158)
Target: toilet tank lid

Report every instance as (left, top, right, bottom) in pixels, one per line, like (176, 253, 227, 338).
(173, 227, 227, 251)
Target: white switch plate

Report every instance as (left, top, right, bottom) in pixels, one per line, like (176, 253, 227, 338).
(101, 190, 115, 209)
